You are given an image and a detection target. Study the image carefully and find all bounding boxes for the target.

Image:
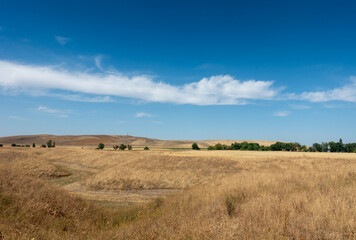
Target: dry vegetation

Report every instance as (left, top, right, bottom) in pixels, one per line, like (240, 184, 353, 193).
(0, 147, 355, 239)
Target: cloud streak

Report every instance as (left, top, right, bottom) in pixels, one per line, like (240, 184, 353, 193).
(135, 112, 154, 118)
(296, 77, 356, 103)
(0, 60, 280, 106)
(273, 111, 290, 117)
(55, 36, 71, 45)
(36, 106, 69, 118)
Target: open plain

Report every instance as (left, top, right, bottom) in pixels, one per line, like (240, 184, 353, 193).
(0, 146, 355, 239)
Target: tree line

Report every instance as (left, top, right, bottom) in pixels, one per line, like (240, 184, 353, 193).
(205, 139, 356, 153)
(97, 143, 149, 150)
(4, 140, 56, 148)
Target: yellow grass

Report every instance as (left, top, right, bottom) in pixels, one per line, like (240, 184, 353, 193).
(0, 147, 355, 239)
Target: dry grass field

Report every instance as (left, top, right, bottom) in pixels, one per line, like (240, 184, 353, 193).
(0, 146, 355, 239)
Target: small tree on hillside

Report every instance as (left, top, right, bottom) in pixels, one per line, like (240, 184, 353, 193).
(32, 143, 36, 148)
(47, 140, 53, 148)
(128, 145, 133, 150)
(41, 144, 46, 148)
(0, 144, 3, 147)
(119, 144, 127, 150)
(97, 143, 105, 150)
(144, 146, 149, 150)
(192, 143, 200, 150)
(11, 143, 16, 147)
(113, 145, 119, 150)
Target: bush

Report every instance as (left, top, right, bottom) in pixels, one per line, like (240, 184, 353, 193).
(144, 146, 149, 150)
(207, 146, 214, 150)
(11, 143, 16, 147)
(113, 145, 119, 150)
(119, 144, 127, 150)
(25, 145, 30, 147)
(0, 144, 3, 147)
(128, 145, 132, 150)
(32, 143, 36, 148)
(41, 144, 46, 148)
(192, 143, 200, 150)
(97, 143, 105, 150)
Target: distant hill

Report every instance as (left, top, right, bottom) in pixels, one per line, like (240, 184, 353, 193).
(0, 134, 278, 148)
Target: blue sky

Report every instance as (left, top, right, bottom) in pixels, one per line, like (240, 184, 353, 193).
(1, 0, 356, 145)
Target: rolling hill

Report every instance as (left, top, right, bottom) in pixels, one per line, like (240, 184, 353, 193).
(0, 134, 277, 148)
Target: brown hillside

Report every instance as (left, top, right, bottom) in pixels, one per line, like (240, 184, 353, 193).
(0, 135, 277, 148)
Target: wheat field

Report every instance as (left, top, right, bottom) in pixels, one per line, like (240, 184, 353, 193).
(0, 147, 355, 239)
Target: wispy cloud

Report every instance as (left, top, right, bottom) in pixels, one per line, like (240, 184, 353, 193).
(135, 112, 154, 118)
(54, 94, 114, 102)
(55, 36, 71, 45)
(36, 106, 69, 118)
(0, 60, 281, 105)
(94, 55, 103, 70)
(296, 77, 356, 103)
(273, 111, 290, 117)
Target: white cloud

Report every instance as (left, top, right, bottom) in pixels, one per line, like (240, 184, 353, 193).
(273, 111, 290, 117)
(135, 112, 153, 118)
(0, 60, 280, 106)
(36, 106, 69, 118)
(55, 36, 71, 45)
(299, 77, 356, 103)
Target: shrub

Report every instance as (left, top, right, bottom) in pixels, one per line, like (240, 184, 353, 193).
(119, 144, 127, 151)
(225, 191, 246, 217)
(97, 143, 105, 150)
(11, 143, 16, 147)
(128, 145, 132, 150)
(25, 145, 30, 147)
(47, 140, 54, 148)
(144, 146, 149, 150)
(192, 143, 200, 150)
(32, 143, 36, 148)
(207, 146, 214, 150)
(113, 145, 119, 150)
(0, 144, 3, 147)
(41, 144, 46, 148)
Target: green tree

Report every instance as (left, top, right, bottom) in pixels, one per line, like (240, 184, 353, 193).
(214, 143, 223, 150)
(32, 143, 36, 148)
(207, 146, 214, 150)
(329, 141, 337, 152)
(97, 143, 105, 150)
(41, 144, 47, 148)
(312, 143, 323, 152)
(47, 140, 53, 148)
(321, 142, 329, 152)
(144, 146, 149, 150)
(11, 143, 16, 147)
(0, 144, 3, 147)
(119, 144, 127, 150)
(113, 145, 119, 150)
(270, 142, 286, 151)
(192, 143, 200, 150)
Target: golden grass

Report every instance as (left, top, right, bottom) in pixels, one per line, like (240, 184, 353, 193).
(0, 147, 355, 239)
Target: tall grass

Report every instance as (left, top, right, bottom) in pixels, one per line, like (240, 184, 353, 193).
(0, 148, 355, 239)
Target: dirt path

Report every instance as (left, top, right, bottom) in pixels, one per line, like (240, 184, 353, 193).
(50, 160, 180, 206)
